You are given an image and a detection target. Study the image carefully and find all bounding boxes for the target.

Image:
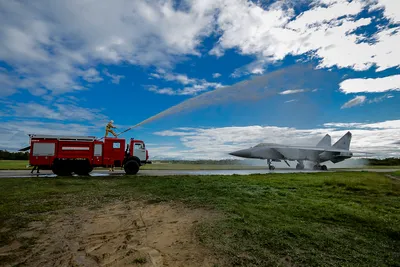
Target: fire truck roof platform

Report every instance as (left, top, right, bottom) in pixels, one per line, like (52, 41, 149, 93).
(29, 134, 98, 141)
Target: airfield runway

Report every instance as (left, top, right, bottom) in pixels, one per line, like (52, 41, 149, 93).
(0, 168, 399, 178)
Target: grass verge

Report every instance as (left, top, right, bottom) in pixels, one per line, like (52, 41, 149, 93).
(0, 172, 400, 266)
(0, 160, 29, 170)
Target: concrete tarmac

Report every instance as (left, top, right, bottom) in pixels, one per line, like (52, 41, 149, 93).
(0, 168, 399, 178)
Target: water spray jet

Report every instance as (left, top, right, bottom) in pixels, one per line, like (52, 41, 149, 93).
(116, 64, 334, 137)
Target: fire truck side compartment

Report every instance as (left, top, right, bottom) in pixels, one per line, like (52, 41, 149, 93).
(103, 138, 125, 167)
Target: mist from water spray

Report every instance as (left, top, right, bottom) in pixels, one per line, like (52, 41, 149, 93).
(237, 158, 370, 169)
(122, 64, 336, 133)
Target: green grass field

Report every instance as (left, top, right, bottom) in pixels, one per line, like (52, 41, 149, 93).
(0, 160, 29, 170)
(1, 172, 399, 266)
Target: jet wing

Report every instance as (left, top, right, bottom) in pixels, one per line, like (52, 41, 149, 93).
(18, 146, 31, 152)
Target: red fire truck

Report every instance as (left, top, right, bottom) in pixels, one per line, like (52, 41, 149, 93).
(26, 134, 150, 176)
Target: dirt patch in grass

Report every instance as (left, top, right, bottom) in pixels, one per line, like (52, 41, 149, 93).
(0, 201, 222, 267)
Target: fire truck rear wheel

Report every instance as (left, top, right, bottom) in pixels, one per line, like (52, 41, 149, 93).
(51, 159, 72, 176)
(124, 160, 139, 175)
(74, 166, 93, 176)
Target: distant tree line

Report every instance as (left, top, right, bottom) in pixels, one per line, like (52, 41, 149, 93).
(0, 150, 29, 160)
(367, 158, 400, 166)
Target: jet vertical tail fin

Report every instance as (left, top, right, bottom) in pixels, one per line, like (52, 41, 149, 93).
(317, 134, 331, 147)
(333, 131, 352, 150)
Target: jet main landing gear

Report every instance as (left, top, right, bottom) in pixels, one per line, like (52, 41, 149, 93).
(267, 159, 275, 170)
(313, 164, 328, 171)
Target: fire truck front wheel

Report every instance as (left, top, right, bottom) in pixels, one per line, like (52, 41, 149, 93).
(124, 160, 139, 175)
(73, 160, 93, 176)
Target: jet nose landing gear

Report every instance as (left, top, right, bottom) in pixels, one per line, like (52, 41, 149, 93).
(296, 160, 305, 170)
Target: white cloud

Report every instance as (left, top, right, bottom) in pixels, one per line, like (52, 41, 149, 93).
(323, 122, 365, 128)
(371, 0, 400, 23)
(147, 86, 176, 96)
(1, 0, 399, 97)
(279, 89, 306, 95)
(230, 57, 282, 78)
(0, 0, 217, 96)
(103, 69, 125, 84)
(290, 0, 364, 29)
(81, 68, 103, 83)
(208, 45, 225, 57)
(152, 120, 400, 159)
(151, 71, 197, 85)
(0, 68, 19, 97)
(148, 83, 223, 96)
(324, 120, 400, 129)
(341, 95, 366, 109)
(339, 75, 400, 93)
(351, 120, 400, 130)
(5, 103, 107, 122)
(147, 70, 223, 95)
(368, 94, 394, 103)
(211, 0, 400, 74)
(144, 146, 180, 160)
(284, 99, 298, 103)
(212, 73, 221, 78)
(0, 121, 100, 151)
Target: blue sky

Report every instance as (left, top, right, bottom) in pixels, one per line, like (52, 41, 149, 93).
(0, 0, 399, 159)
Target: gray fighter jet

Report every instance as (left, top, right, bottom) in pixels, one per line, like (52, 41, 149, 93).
(229, 132, 355, 170)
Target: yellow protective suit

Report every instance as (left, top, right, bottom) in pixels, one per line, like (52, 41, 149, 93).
(105, 121, 117, 137)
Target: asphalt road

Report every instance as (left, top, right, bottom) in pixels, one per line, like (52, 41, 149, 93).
(0, 168, 399, 178)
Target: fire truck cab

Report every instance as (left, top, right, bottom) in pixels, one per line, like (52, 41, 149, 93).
(28, 134, 150, 176)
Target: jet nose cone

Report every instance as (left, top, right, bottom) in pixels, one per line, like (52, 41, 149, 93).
(229, 148, 252, 158)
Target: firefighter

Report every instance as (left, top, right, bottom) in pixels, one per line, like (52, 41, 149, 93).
(105, 120, 117, 137)
(109, 165, 114, 172)
(31, 165, 40, 174)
